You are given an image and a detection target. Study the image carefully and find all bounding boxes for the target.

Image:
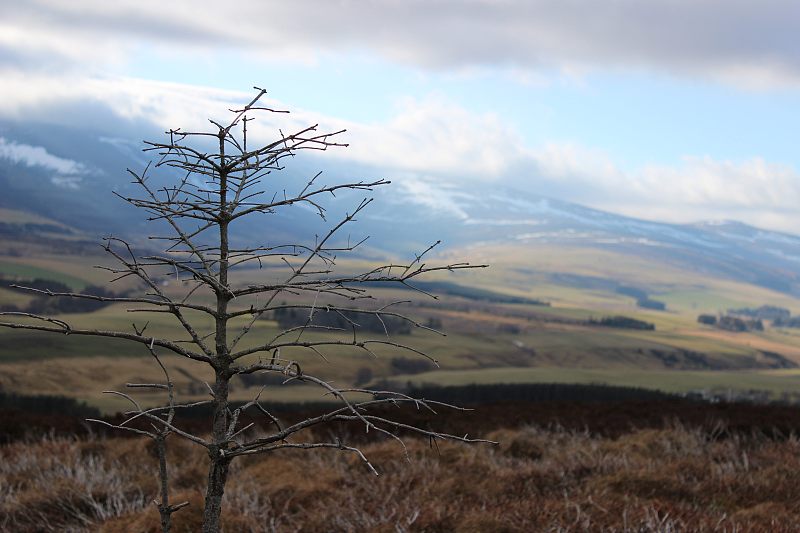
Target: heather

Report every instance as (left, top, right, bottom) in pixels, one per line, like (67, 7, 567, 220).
(4, 400, 800, 532)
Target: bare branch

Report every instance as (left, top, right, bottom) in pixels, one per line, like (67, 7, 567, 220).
(1, 87, 491, 532)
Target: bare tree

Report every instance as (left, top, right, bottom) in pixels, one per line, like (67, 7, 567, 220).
(0, 88, 491, 532)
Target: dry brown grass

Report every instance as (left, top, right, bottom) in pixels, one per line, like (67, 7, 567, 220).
(3, 424, 800, 532)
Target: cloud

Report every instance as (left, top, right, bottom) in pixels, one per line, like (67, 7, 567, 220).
(1, 74, 799, 233)
(0, 137, 84, 174)
(386, 143, 800, 234)
(2, 1, 799, 87)
(0, 137, 88, 189)
(339, 95, 528, 177)
(0, 74, 528, 179)
(525, 143, 800, 233)
(391, 175, 472, 220)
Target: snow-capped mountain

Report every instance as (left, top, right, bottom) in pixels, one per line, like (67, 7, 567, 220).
(3, 119, 800, 296)
(366, 184, 800, 294)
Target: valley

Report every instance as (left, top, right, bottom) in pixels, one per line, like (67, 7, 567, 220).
(4, 206, 800, 411)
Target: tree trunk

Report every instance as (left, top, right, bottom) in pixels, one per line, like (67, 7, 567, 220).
(203, 155, 232, 533)
(201, 371, 231, 532)
(201, 453, 231, 533)
(156, 436, 172, 533)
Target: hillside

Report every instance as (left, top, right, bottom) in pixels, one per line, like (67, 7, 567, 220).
(4, 120, 800, 297)
(4, 224, 800, 407)
(5, 122, 800, 405)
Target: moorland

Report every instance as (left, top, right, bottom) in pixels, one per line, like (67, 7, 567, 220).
(7, 189, 800, 531)
(4, 391, 800, 532)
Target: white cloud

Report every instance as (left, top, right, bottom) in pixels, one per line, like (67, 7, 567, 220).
(392, 176, 471, 220)
(636, 156, 797, 208)
(532, 143, 626, 188)
(49, 175, 83, 190)
(0, 136, 88, 189)
(0, 137, 85, 175)
(2, 0, 799, 88)
(0, 74, 528, 179)
(527, 144, 800, 233)
(1, 74, 798, 233)
(339, 95, 528, 178)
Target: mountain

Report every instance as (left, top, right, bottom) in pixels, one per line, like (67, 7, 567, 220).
(2, 120, 800, 297)
(367, 187, 800, 295)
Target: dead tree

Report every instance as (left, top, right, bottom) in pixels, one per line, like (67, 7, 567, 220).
(0, 88, 491, 532)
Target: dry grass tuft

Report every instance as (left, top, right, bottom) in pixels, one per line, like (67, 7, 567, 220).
(3, 424, 800, 531)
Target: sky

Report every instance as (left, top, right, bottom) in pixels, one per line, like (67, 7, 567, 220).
(1, 0, 800, 233)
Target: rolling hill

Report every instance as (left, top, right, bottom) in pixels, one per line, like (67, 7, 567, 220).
(6, 119, 800, 405)
(3, 118, 800, 298)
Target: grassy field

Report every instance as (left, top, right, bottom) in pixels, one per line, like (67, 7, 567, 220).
(0, 260, 93, 290)
(4, 305, 800, 408)
(450, 242, 800, 315)
(389, 366, 800, 397)
(0, 353, 345, 412)
(6, 233, 800, 404)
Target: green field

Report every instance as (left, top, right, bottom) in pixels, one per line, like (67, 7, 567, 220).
(455, 243, 800, 316)
(388, 366, 800, 397)
(5, 234, 800, 403)
(0, 261, 92, 290)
